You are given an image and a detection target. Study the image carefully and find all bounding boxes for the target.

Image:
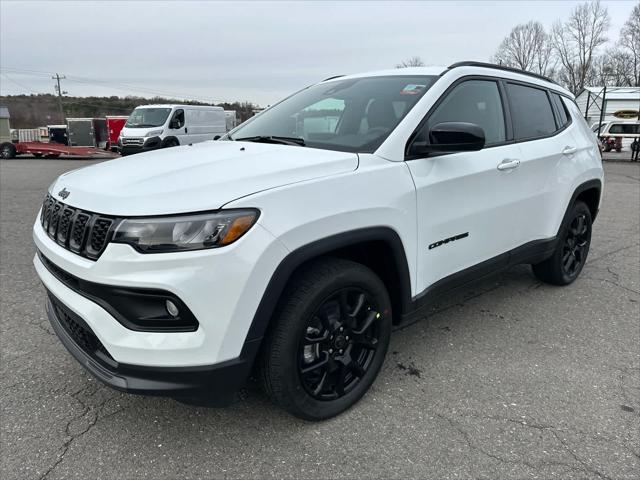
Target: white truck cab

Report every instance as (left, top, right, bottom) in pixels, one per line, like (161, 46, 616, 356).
(118, 104, 226, 155)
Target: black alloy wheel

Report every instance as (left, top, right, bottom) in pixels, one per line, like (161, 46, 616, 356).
(561, 213, 590, 277)
(1, 144, 16, 159)
(299, 288, 380, 400)
(260, 258, 392, 420)
(532, 200, 592, 285)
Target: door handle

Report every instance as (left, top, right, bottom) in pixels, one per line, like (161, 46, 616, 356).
(562, 146, 577, 155)
(497, 159, 521, 171)
(185, 127, 188, 134)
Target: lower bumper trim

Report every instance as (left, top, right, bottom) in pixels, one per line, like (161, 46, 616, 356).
(46, 296, 260, 405)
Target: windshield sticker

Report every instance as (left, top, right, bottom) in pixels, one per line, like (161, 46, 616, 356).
(400, 84, 426, 95)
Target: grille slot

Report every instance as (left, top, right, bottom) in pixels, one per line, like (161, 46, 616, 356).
(48, 202, 62, 237)
(122, 137, 144, 146)
(88, 218, 113, 256)
(40, 194, 117, 260)
(56, 208, 74, 244)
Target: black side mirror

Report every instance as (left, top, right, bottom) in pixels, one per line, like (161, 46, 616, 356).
(410, 122, 485, 156)
(213, 135, 221, 140)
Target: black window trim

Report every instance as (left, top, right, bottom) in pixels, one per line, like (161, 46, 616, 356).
(405, 74, 574, 161)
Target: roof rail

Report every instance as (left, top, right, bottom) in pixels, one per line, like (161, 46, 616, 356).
(448, 61, 558, 86)
(322, 75, 345, 82)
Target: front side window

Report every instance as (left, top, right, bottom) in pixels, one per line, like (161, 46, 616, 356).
(425, 80, 506, 145)
(507, 83, 556, 140)
(125, 108, 172, 128)
(170, 109, 185, 129)
(228, 75, 437, 153)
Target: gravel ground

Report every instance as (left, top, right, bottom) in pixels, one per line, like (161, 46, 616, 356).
(1, 158, 638, 480)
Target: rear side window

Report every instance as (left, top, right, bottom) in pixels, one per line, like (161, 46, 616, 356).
(550, 93, 570, 128)
(507, 83, 556, 140)
(608, 123, 640, 134)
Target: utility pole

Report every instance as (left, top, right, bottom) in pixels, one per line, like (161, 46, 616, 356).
(52, 73, 67, 123)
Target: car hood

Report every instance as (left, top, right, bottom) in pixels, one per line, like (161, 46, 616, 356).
(119, 126, 162, 138)
(49, 141, 358, 216)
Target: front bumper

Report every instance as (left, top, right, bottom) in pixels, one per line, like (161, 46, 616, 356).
(46, 290, 260, 403)
(33, 217, 288, 368)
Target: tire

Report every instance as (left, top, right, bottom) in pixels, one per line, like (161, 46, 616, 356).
(0, 143, 16, 159)
(532, 200, 592, 285)
(33, 153, 43, 158)
(163, 138, 179, 148)
(260, 257, 392, 421)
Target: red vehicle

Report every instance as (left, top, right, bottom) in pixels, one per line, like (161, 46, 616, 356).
(105, 116, 128, 152)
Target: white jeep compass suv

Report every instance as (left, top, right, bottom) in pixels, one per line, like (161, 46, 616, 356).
(34, 62, 603, 420)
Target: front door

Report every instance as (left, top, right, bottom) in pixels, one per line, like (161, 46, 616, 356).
(168, 109, 186, 144)
(406, 78, 522, 293)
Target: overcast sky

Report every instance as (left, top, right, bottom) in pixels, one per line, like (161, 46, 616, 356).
(0, 0, 636, 106)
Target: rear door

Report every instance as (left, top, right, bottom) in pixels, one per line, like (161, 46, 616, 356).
(504, 83, 574, 244)
(406, 78, 521, 292)
(68, 120, 93, 146)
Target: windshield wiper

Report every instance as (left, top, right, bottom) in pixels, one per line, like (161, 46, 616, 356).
(236, 135, 305, 147)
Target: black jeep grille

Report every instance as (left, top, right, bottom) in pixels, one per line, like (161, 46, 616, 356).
(48, 292, 115, 364)
(40, 194, 117, 260)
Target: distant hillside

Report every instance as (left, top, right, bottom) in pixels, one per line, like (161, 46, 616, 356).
(0, 94, 259, 128)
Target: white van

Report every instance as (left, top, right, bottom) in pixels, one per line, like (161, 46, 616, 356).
(118, 104, 226, 155)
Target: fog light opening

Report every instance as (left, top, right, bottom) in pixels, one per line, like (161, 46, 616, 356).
(165, 300, 179, 317)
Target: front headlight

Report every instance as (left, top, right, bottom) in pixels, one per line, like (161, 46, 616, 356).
(146, 129, 163, 137)
(112, 209, 259, 253)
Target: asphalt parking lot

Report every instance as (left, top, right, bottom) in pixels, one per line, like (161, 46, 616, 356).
(1, 158, 638, 479)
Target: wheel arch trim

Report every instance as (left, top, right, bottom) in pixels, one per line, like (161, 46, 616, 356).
(161, 136, 180, 147)
(566, 178, 602, 224)
(244, 226, 412, 343)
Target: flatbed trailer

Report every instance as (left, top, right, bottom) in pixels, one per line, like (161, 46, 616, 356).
(0, 141, 118, 159)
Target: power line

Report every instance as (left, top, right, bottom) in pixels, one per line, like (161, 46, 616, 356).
(0, 66, 218, 104)
(0, 73, 43, 95)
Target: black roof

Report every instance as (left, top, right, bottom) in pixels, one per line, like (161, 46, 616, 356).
(448, 61, 558, 86)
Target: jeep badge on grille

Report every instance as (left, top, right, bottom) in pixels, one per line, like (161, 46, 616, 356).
(58, 188, 70, 200)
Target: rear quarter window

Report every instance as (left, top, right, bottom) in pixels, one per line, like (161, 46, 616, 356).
(550, 93, 570, 128)
(507, 83, 556, 140)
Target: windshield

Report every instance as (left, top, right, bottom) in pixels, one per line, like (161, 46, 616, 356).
(229, 75, 437, 153)
(125, 108, 172, 128)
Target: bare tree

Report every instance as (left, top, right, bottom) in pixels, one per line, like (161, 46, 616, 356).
(551, 0, 610, 94)
(493, 21, 554, 76)
(590, 51, 635, 86)
(395, 56, 425, 68)
(619, 2, 640, 86)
